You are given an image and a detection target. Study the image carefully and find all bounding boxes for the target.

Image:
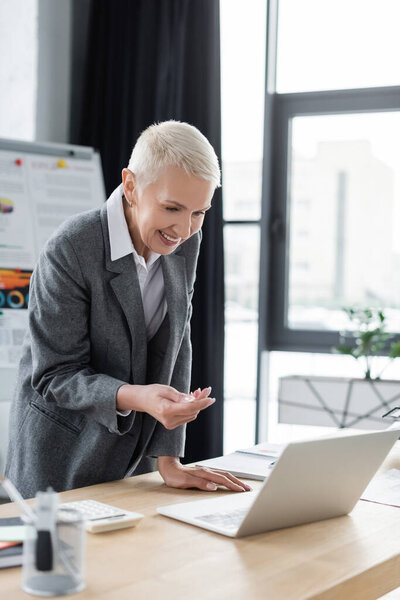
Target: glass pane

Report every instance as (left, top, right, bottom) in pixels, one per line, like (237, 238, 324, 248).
(287, 111, 400, 332)
(225, 225, 260, 313)
(277, 0, 400, 93)
(224, 225, 260, 453)
(220, 0, 266, 220)
(222, 161, 263, 221)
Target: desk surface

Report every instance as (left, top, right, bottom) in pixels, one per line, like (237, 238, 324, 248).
(1, 443, 399, 600)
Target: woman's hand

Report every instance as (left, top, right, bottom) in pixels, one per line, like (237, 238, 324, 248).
(116, 384, 215, 430)
(158, 456, 252, 492)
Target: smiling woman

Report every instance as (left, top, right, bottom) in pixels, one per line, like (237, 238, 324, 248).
(6, 120, 251, 498)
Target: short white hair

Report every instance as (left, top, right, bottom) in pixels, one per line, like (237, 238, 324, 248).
(127, 120, 221, 190)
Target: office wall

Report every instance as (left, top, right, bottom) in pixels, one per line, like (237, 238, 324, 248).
(0, 0, 37, 140)
(36, 0, 73, 143)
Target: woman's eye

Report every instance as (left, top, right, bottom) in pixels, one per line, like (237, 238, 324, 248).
(166, 207, 178, 212)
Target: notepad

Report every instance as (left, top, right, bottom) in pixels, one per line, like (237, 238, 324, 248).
(197, 443, 284, 480)
(0, 525, 26, 542)
(236, 442, 284, 458)
(0, 517, 23, 569)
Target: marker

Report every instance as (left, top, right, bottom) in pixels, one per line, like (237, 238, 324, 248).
(15, 159, 23, 166)
(57, 159, 67, 168)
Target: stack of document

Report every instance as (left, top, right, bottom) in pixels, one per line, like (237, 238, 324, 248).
(197, 443, 284, 481)
(0, 517, 24, 569)
(361, 469, 400, 508)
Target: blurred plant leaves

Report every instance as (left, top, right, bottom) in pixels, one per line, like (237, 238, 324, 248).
(334, 307, 399, 379)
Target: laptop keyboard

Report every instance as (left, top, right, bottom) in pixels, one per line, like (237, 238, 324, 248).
(196, 508, 247, 530)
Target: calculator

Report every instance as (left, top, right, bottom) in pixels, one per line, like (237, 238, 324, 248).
(59, 499, 144, 533)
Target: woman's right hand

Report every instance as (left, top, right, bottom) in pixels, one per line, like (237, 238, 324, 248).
(116, 384, 215, 429)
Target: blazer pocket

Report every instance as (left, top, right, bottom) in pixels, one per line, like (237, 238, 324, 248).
(29, 400, 83, 435)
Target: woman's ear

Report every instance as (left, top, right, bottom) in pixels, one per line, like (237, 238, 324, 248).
(122, 169, 137, 206)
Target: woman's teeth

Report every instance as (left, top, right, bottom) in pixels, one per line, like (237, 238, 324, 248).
(160, 231, 180, 243)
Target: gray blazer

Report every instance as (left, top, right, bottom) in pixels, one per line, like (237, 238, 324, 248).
(5, 202, 201, 498)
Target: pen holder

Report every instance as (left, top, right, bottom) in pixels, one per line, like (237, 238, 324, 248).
(22, 507, 86, 597)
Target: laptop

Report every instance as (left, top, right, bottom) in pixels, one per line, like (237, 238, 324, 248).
(157, 429, 399, 538)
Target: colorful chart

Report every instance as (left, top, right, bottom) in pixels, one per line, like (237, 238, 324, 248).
(0, 268, 32, 308)
(0, 197, 14, 214)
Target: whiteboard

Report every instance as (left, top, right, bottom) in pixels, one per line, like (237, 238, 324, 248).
(0, 138, 106, 372)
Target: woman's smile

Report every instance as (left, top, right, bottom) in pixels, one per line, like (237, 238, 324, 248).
(159, 230, 181, 245)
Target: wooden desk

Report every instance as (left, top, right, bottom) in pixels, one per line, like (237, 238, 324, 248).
(1, 443, 399, 600)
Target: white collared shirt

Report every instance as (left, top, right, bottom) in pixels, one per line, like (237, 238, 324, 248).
(107, 184, 167, 342)
(107, 185, 168, 417)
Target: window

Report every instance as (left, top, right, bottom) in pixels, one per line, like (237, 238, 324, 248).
(288, 112, 400, 333)
(220, 0, 266, 452)
(276, 0, 400, 93)
(265, 0, 400, 352)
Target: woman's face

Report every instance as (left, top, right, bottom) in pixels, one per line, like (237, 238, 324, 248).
(122, 166, 214, 260)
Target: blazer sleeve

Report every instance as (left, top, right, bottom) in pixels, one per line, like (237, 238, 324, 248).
(145, 231, 201, 457)
(28, 231, 133, 435)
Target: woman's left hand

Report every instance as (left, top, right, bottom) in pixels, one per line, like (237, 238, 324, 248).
(158, 456, 252, 492)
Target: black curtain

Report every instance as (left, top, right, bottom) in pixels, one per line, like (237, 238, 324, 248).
(71, 0, 224, 461)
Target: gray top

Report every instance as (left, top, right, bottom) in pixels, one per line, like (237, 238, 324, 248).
(5, 202, 201, 498)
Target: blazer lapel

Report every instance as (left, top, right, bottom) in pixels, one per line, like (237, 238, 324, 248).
(161, 252, 189, 363)
(109, 263, 147, 384)
(100, 205, 147, 385)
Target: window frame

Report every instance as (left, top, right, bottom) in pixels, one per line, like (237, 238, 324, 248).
(262, 15, 400, 352)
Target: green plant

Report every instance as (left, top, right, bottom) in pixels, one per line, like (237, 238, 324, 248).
(335, 307, 400, 380)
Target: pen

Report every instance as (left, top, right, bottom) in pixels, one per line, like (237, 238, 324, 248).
(0, 474, 36, 522)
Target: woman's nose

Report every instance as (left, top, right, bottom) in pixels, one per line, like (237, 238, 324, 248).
(177, 215, 192, 239)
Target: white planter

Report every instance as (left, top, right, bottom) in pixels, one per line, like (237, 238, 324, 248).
(278, 375, 400, 429)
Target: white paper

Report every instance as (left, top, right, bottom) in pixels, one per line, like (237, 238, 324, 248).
(237, 442, 284, 458)
(27, 155, 102, 251)
(361, 468, 400, 508)
(0, 146, 105, 368)
(0, 152, 36, 268)
(197, 452, 276, 481)
(0, 526, 26, 542)
(1, 150, 104, 270)
(0, 310, 28, 367)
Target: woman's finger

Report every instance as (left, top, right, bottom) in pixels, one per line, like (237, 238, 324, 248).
(190, 387, 211, 401)
(174, 471, 221, 491)
(189, 467, 248, 492)
(163, 386, 190, 403)
(196, 387, 212, 399)
(166, 411, 200, 428)
(172, 397, 215, 416)
(166, 386, 211, 404)
(211, 469, 252, 491)
(173, 413, 200, 427)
